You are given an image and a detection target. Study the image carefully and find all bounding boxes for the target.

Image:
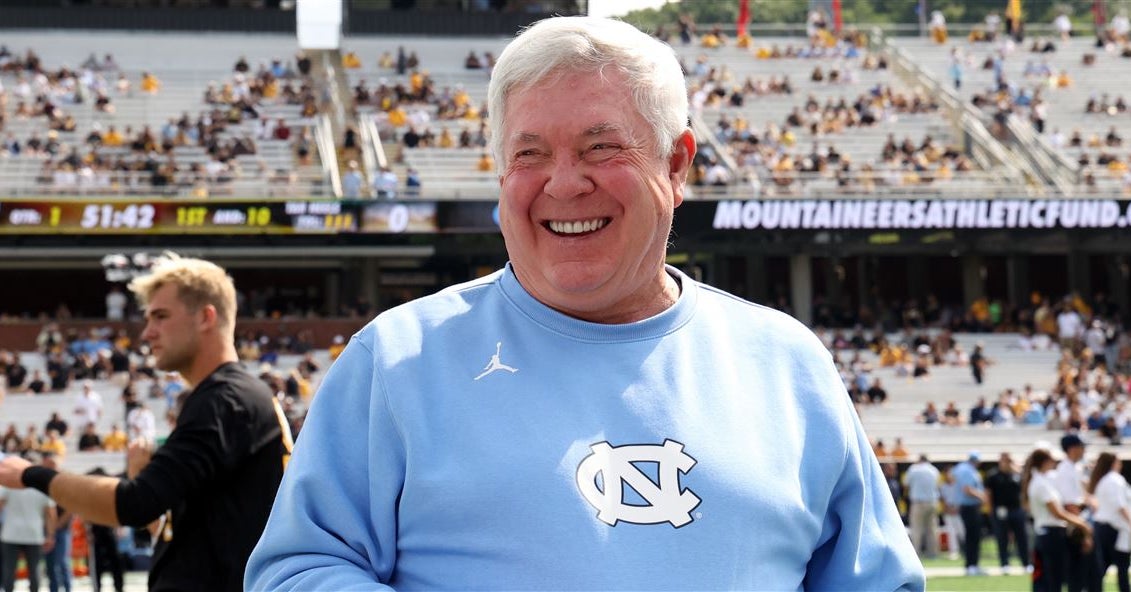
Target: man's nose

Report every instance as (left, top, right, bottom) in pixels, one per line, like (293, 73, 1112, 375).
(543, 156, 594, 200)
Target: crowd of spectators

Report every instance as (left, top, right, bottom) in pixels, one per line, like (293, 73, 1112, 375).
(0, 47, 318, 197)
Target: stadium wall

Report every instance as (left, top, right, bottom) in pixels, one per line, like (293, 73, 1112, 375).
(0, 6, 556, 35)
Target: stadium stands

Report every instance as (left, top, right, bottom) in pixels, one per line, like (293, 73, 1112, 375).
(893, 33, 1131, 195)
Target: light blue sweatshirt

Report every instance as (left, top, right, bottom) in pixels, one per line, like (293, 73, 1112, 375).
(246, 265, 924, 591)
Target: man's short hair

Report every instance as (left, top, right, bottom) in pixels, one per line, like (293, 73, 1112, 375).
(487, 16, 689, 166)
(129, 252, 237, 332)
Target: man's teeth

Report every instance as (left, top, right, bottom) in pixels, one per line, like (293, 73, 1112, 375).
(549, 219, 607, 234)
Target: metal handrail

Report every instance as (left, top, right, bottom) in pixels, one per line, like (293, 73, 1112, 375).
(315, 112, 342, 198)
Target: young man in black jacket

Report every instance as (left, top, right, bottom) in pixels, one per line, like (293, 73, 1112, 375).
(0, 253, 292, 592)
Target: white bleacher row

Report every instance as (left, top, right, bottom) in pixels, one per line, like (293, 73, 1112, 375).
(667, 41, 1028, 197)
(1, 351, 330, 476)
(1, 68, 325, 196)
(893, 35, 1131, 192)
(369, 37, 1025, 198)
(849, 332, 1121, 463)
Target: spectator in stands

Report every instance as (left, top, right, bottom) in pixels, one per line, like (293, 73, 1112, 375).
(971, 343, 988, 385)
(890, 438, 910, 460)
(44, 413, 67, 439)
(1, 424, 20, 453)
(4, 352, 27, 391)
(970, 396, 993, 425)
(867, 377, 888, 404)
(929, 11, 948, 44)
(943, 401, 963, 426)
(373, 166, 397, 198)
(476, 151, 494, 172)
(101, 424, 126, 453)
(405, 167, 421, 197)
(78, 424, 103, 452)
(73, 381, 103, 430)
(26, 370, 46, 395)
(1053, 11, 1073, 42)
(140, 71, 160, 94)
(465, 51, 482, 70)
(1112, 11, 1131, 43)
(342, 160, 363, 198)
(40, 429, 65, 458)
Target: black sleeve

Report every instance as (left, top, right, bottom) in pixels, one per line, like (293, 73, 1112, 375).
(114, 387, 252, 527)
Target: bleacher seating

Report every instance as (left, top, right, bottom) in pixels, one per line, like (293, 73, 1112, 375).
(1, 350, 330, 475)
(0, 30, 327, 198)
(894, 34, 1131, 194)
(854, 332, 1123, 463)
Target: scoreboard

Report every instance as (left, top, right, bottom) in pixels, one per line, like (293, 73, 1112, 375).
(0, 199, 500, 235)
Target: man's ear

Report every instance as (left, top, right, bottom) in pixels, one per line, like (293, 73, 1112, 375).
(198, 304, 218, 332)
(669, 130, 696, 208)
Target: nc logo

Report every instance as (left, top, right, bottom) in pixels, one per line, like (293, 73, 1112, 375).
(575, 439, 700, 528)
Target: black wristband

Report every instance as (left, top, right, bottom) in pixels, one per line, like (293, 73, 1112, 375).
(21, 466, 58, 495)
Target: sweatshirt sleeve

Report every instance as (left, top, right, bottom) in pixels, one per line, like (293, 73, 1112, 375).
(803, 351, 925, 592)
(245, 331, 402, 591)
(115, 387, 247, 527)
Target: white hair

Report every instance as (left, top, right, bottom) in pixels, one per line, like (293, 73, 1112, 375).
(487, 16, 688, 167)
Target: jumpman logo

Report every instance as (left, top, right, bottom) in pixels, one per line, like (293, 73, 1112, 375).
(474, 342, 519, 381)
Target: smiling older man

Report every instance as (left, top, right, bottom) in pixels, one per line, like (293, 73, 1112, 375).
(246, 16, 923, 591)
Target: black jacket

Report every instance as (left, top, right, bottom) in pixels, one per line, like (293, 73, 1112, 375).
(115, 363, 288, 592)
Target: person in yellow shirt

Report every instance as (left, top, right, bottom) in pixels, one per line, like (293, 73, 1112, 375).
(328, 335, 347, 361)
(102, 424, 127, 452)
(476, 152, 494, 172)
(342, 51, 362, 69)
(438, 128, 454, 148)
(410, 71, 424, 95)
(262, 79, 279, 100)
(101, 125, 123, 147)
(40, 429, 66, 457)
(387, 105, 407, 127)
(453, 87, 470, 109)
(890, 438, 910, 460)
(140, 71, 161, 94)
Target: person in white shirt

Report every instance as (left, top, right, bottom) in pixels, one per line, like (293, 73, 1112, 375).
(1054, 434, 1097, 591)
(73, 381, 103, 430)
(1086, 452, 1131, 592)
(105, 286, 127, 321)
(1113, 12, 1131, 42)
(1058, 306, 1084, 352)
(1053, 13, 1073, 41)
(905, 455, 941, 558)
(1024, 447, 1092, 592)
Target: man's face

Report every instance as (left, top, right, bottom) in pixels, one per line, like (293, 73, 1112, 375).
(498, 69, 693, 323)
(1068, 445, 1085, 461)
(141, 284, 202, 375)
